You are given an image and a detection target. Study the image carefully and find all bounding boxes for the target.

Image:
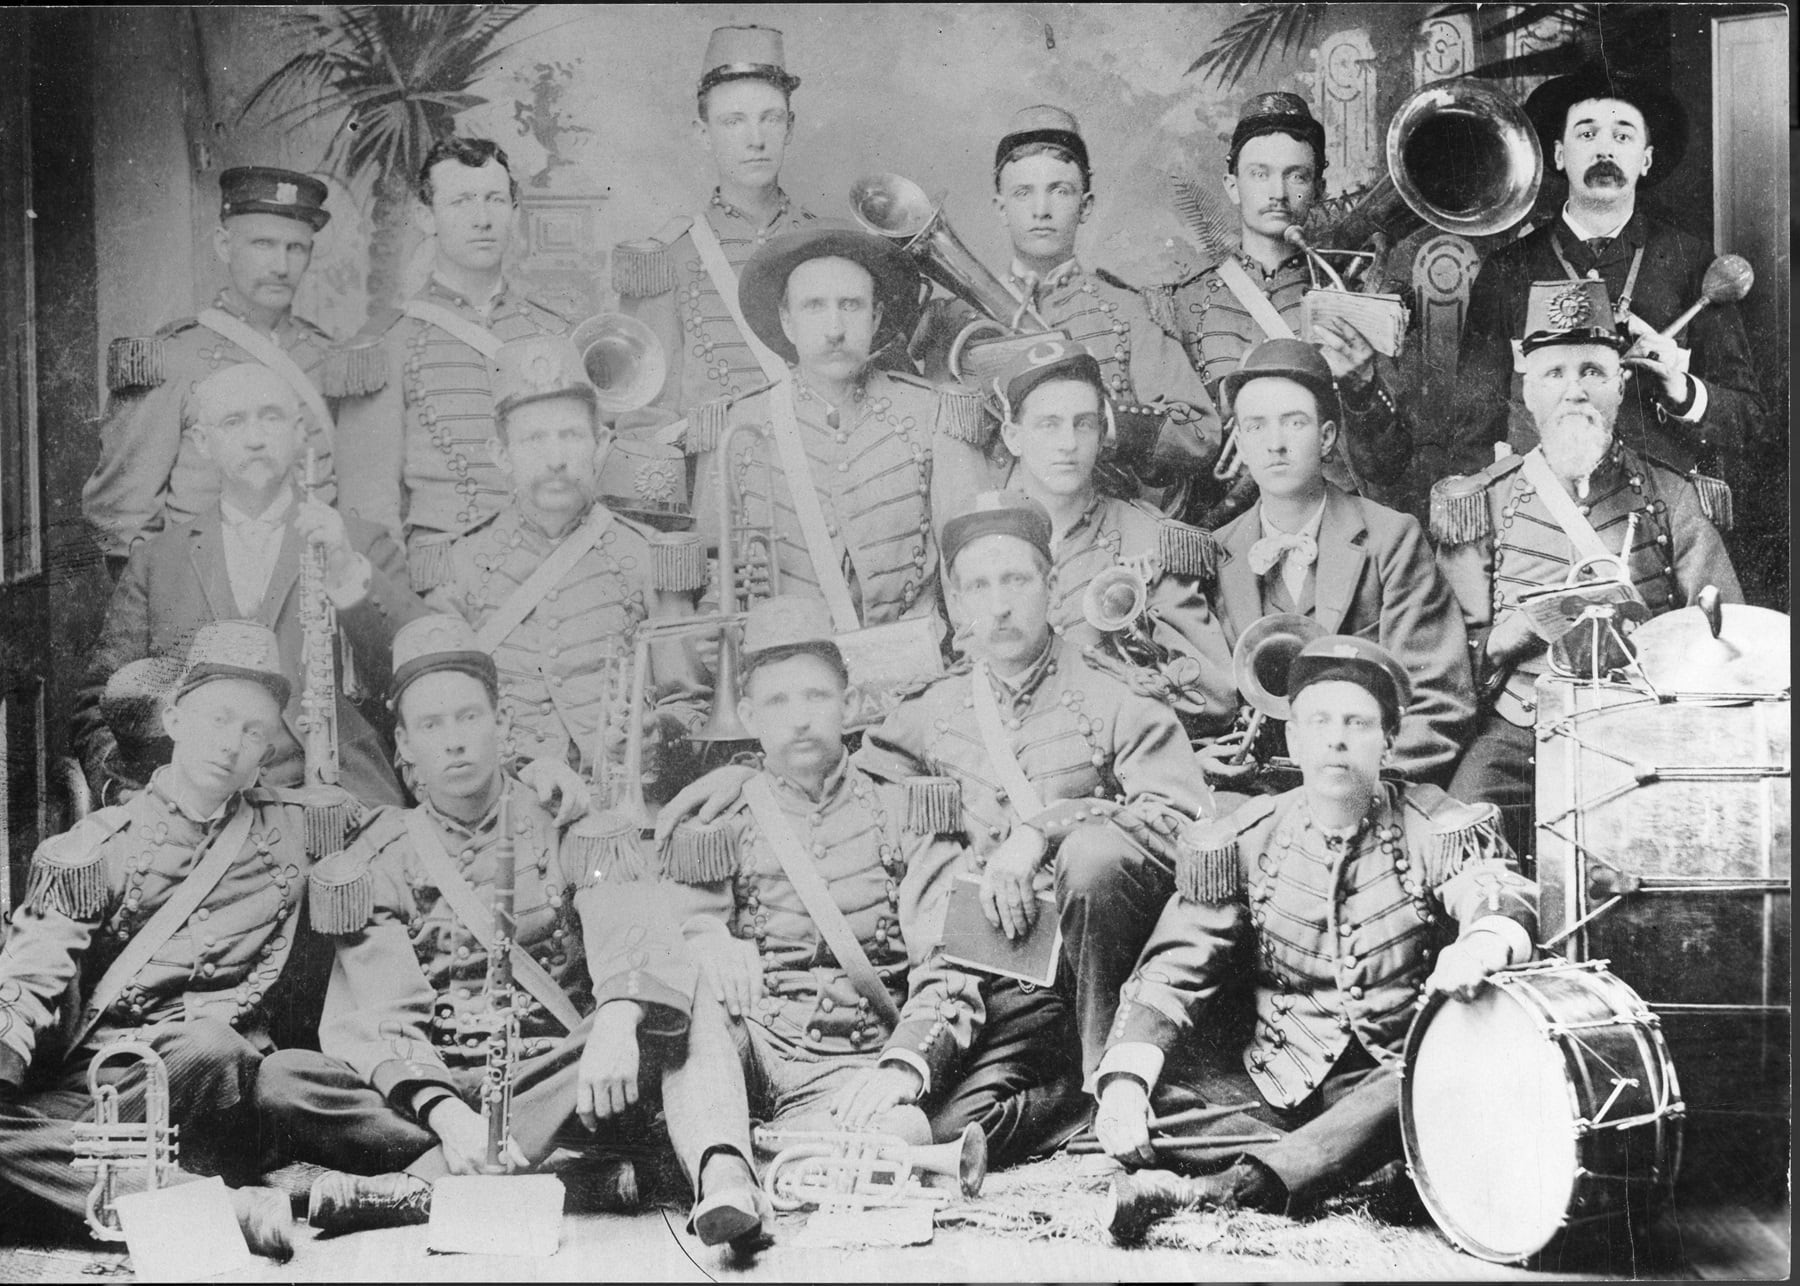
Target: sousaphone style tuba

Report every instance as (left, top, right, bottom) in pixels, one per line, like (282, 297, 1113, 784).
(570, 313, 668, 416)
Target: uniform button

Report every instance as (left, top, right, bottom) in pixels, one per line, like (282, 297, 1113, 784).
(820, 998, 835, 1013)
(1349, 985, 1365, 1000)
(1342, 955, 1359, 970)
(808, 1027, 823, 1042)
(196, 909, 211, 922)
(202, 963, 217, 977)
(836, 462, 849, 473)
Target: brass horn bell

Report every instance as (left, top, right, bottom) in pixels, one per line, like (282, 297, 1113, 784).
(570, 313, 668, 415)
(1233, 613, 1328, 723)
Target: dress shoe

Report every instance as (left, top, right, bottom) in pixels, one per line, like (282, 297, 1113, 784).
(230, 1185, 296, 1262)
(1106, 1162, 1284, 1244)
(259, 1161, 333, 1216)
(689, 1153, 765, 1248)
(307, 1170, 433, 1234)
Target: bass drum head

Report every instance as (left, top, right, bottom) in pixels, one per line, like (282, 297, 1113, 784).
(1404, 985, 1578, 1262)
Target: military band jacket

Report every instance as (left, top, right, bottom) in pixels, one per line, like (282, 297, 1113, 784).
(659, 757, 979, 1092)
(613, 190, 816, 421)
(856, 634, 1212, 873)
(305, 780, 693, 1113)
(81, 292, 338, 561)
(332, 276, 573, 590)
(691, 369, 986, 630)
(1211, 484, 1475, 782)
(71, 501, 424, 807)
(1454, 209, 1765, 501)
(1150, 250, 1416, 512)
(1431, 442, 1743, 727)
(436, 502, 708, 786)
(0, 770, 351, 1086)
(1099, 783, 1538, 1108)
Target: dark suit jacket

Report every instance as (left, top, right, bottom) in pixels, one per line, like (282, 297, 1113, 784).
(1211, 484, 1476, 784)
(73, 504, 426, 807)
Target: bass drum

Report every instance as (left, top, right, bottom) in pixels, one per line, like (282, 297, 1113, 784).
(1401, 959, 1682, 1264)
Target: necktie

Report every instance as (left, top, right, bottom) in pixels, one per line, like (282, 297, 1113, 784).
(1247, 530, 1318, 578)
(1584, 236, 1613, 259)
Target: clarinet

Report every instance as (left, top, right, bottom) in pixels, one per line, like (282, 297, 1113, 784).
(483, 794, 520, 1169)
(298, 450, 350, 853)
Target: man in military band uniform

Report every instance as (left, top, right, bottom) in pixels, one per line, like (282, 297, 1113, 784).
(256, 614, 764, 1247)
(1094, 637, 1538, 1238)
(613, 25, 817, 433)
(1434, 279, 1741, 855)
(659, 596, 984, 1150)
(334, 138, 574, 593)
(691, 223, 988, 635)
(1151, 93, 1415, 528)
(82, 167, 339, 577)
(0, 622, 359, 1259)
(433, 334, 709, 804)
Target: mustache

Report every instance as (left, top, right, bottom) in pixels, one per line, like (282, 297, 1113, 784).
(1583, 160, 1627, 185)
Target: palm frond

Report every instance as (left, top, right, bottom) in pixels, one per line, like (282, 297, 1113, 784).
(1170, 174, 1238, 263)
(1187, 3, 1328, 89)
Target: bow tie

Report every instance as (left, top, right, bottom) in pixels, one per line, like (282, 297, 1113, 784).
(1248, 530, 1318, 577)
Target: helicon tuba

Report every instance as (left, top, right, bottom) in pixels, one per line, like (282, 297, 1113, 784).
(69, 1038, 179, 1240)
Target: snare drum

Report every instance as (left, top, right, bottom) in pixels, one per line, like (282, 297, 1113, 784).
(1400, 959, 1683, 1264)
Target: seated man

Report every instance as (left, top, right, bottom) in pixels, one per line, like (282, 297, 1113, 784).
(1433, 281, 1741, 854)
(1093, 637, 1539, 1238)
(658, 595, 983, 1150)
(255, 614, 762, 1246)
(73, 362, 422, 809)
(1203, 339, 1475, 787)
(940, 336, 1234, 735)
(0, 621, 359, 1260)
(433, 333, 708, 805)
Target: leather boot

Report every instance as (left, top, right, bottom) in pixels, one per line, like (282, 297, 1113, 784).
(1106, 1162, 1285, 1244)
(230, 1186, 296, 1262)
(260, 1161, 333, 1216)
(689, 1150, 765, 1249)
(307, 1171, 434, 1234)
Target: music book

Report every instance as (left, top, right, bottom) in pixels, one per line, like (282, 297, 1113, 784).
(1301, 289, 1410, 357)
(940, 875, 1061, 987)
(1515, 578, 1647, 643)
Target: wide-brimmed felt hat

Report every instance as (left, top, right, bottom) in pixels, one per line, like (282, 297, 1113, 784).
(1219, 337, 1344, 424)
(738, 222, 921, 365)
(1525, 64, 1687, 186)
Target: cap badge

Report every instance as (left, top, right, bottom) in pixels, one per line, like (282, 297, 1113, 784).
(1330, 643, 1358, 659)
(1026, 339, 1066, 367)
(1547, 284, 1593, 330)
(527, 352, 557, 389)
(635, 461, 678, 501)
(275, 182, 298, 206)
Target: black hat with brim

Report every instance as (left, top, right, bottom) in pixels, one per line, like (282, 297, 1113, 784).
(738, 222, 922, 365)
(1525, 65, 1688, 186)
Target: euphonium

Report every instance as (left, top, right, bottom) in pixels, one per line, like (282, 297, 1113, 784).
(69, 1038, 179, 1240)
(1228, 613, 1327, 764)
(753, 1124, 987, 1212)
(1081, 566, 1210, 719)
(569, 313, 668, 416)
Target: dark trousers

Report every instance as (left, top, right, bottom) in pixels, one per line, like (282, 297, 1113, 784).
(1447, 713, 1535, 861)
(0, 1018, 263, 1221)
(929, 978, 1086, 1168)
(255, 1002, 752, 1188)
(1154, 1039, 1401, 1208)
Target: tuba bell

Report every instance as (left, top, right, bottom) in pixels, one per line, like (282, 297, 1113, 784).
(1229, 613, 1328, 763)
(570, 313, 668, 415)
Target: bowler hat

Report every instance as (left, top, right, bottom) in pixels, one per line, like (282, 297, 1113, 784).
(1525, 64, 1687, 186)
(738, 222, 921, 365)
(1219, 337, 1343, 424)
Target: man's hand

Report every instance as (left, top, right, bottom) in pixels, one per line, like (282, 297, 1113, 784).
(692, 931, 765, 1018)
(1426, 934, 1511, 1003)
(576, 1001, 644, 1130)
(1623, 323, 1691, 403)
(1312, 316, 1377, 391)
(294, 496, 360, 583)
(1094, 1076, 1156, 1168)
(518, 758, 591, 827)
(426, 1096, 525, 1175)
(652, 763, 757, 847)
(1485, 609, 1547, 664)
(979, 826, 1048, 941)
(832, 1064, 924, 1132)
(1196, 732, 1258, 784)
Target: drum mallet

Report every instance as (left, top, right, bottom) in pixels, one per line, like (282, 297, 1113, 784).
(1639, 254, 1755, 342)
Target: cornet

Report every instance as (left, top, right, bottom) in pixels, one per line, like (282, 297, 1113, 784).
(754, 1123, 987, 1212)
(69, 1038, 179, 1240)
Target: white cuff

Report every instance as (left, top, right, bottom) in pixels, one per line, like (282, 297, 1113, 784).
(1679, 376, 1709, 423)
(879, 1048, 931, 1098)
(1090, 1042, 1165, 1098)
(1462, 915, 1532, 967)
(324, 553, 373, 608)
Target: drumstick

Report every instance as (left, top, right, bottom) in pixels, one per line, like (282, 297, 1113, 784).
(1064, 1133, 1282, 1156)
(1067, 1102, 1261, 1148)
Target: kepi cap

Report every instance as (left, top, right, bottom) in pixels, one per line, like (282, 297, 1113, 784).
(220, 166, 331, 231)
(995, 104, 1089, 176)
(597, 437, 691, 528)
(1520, 279, 1629, 355)
(699, 24, 801, 96)
(1220, 337, 1343, 423)
(738, 222, 921, 365)
(491, 334, 599, 422)
(1230, 92, 1326, 175)
(739, 594, 846, 682)
(1286, 634, 1411, 731)
(940, 490, 1053, 572)
(390, 614, 498, 709)
(175, 620, 292, 708)
(992, 335, 1105, 421)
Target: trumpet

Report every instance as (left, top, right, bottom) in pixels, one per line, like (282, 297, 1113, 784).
(69, 1038, 179, 1240)
(754, 1123, 988, 1212)
(1081, 567, 1211, 719)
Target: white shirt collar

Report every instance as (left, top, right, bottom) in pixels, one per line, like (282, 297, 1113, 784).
(1257, 494, 1327, 542)
(1560, 202, 1634, 242)
(220, 487, 295, 529)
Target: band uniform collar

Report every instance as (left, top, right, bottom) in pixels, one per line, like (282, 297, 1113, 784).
(148, 765, 239, 826)
(986, 630, 1058, 700)
(769, 747, 850, 807)
(711, 185, 793, 232)
(1009, 258, 1081, 292)
(422, 774, 513, 840)
(426, 271, 511, 315)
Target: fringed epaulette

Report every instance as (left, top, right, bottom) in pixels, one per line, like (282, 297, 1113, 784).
(1688, 471, 1733, 532)
(904, 776, 961, 834)
(567, 811, 658, 885)
(308, 848, 375, 935)
(408, 539, 455, 593)
(1408, 786, 1507, 885)
(611, 218, 692, 299)
(648, 530, 707, 592)
(687, 394, 736, 455)
(107, 334, 172, 392)
(1429, 473, 1495, 546)
(1174, 795, 1275, 904)
(935, 385, 992, 446)
(661, 817, 739, 884)
(320, 334, 390, 398)
(1158, 517, 1218, 581)
(21, 811, 127, 919)
(306, 788, 367, 859)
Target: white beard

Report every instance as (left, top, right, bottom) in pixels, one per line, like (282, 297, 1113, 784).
(1541, 413, 1615, 492)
